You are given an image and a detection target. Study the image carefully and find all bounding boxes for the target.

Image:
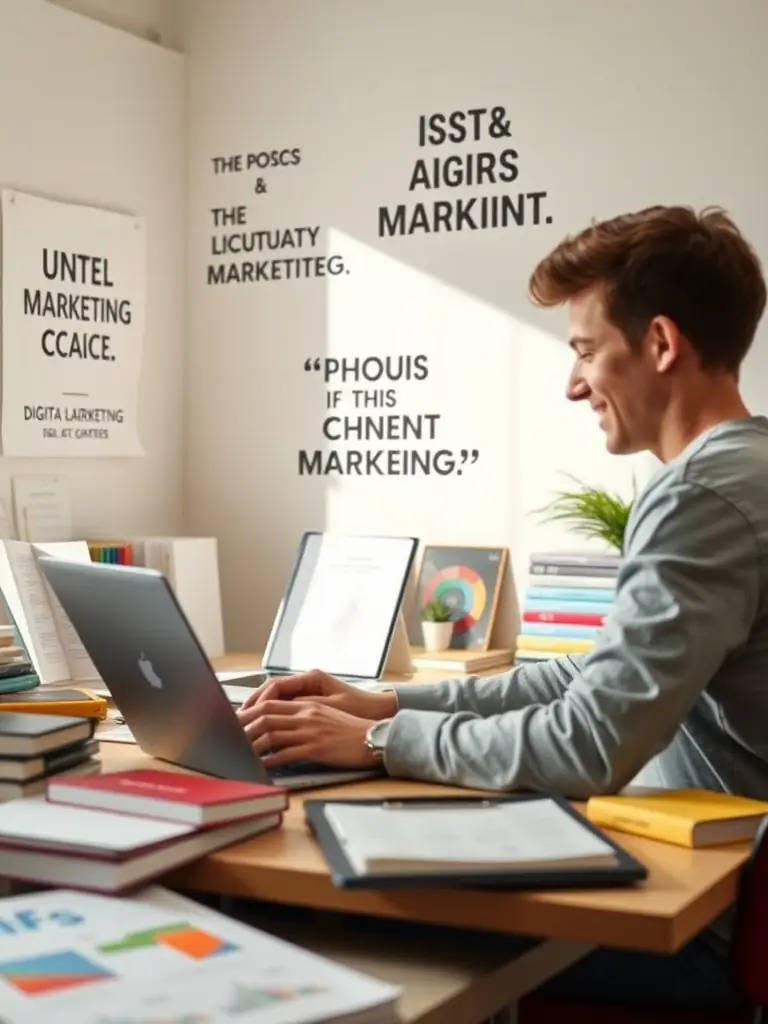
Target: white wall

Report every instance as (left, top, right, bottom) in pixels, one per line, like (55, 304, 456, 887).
(46, 0, 183, 49)
(1, 0, 186, 539)
(183, 0, 768, 651)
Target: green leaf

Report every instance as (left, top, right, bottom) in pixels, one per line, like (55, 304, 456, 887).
(422, 597, 452, 622)
(531, 472, 634, 553)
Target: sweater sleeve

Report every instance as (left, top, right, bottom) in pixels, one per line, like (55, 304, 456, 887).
(381, 479, 761, 798)
(390, 654, 585, 716)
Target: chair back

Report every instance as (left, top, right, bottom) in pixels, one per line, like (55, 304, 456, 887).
(729, 813, 768, 1008)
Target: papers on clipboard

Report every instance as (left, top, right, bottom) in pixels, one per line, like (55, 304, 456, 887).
(322, 798, 617, 875)
(304, 795, 648, 890)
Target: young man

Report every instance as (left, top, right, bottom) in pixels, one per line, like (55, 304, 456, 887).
(238, 205, 768, 1013)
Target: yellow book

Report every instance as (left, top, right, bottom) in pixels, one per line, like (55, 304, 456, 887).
(0, 687, 108, 720)
(515, 635, 594, 653)
(586, 788, 768, 848)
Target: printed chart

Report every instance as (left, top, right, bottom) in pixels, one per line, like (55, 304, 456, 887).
(97, 921, 239, 961)
(0, 889, 396, 1024)
(0, 949, 114, 996)
(93, 983, 328, 1022)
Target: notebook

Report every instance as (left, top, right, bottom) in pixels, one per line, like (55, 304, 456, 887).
(0, 712, 95, 757)
(305, 794, 647, 890)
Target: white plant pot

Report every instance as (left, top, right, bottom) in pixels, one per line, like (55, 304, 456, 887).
(422, 620, 453, 652)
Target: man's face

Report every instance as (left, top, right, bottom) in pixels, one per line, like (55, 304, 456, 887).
(565, 287, 666, 455)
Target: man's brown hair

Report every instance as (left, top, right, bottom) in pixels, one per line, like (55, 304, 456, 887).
(528, 205, 767, 373)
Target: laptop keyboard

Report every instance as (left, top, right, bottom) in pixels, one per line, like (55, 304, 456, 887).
(269, 760, 346, 778)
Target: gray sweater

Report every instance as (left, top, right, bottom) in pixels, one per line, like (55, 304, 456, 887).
(384, 416, 768, 805)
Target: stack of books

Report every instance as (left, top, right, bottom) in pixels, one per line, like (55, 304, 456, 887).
(0, 767, 287, 891)
(0, 621, 39, 695)
(515, 550, 620, 665)
(0, 712, 101, 802)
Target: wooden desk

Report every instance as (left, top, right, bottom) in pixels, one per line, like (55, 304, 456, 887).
(149, 887, 587, 1024)
(98, 743, 749, 956)
(25, 653, 749, 1022)
(215, 651, 514, 684)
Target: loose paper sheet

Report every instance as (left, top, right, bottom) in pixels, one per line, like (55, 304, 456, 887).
(0, 886, 398, 1023)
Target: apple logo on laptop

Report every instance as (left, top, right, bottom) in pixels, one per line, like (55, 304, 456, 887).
(138, 653, 163, 689)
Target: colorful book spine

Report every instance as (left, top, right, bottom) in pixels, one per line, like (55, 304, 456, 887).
(522, 598, 612, 615)
(525, 586, 616, 602)
(515, 551, 620, 664)
(523, 610, 604, 626)
(519, 622, 600, 639)
(88, 541, 134, 565)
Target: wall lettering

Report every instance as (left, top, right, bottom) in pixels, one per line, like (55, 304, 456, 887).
(378, 104, 552, 236)
(298, 356, 479, 477)
(206, 152, 349, 285)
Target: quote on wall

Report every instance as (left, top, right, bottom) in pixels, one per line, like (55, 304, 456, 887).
(298, 355, 479, 477)
(378, 104, 552, 237)
(207, 148, 349, 286)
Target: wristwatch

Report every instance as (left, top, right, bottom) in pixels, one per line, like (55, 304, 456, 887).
(364, 718, 392, 761)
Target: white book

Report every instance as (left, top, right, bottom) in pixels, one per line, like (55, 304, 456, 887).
(132, 535, 225, 658)
(0, 796, 280, 892)
(0, 539, 100, 684)
(0, 885, 400, 1023)
(526, 574, 616, 590)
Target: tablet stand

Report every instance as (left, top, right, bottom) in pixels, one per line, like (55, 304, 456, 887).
(381, 611, 413, 678)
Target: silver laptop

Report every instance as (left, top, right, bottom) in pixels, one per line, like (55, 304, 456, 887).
(37, 557, 378, 791)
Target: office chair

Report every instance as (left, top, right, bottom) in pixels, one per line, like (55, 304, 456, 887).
(520, 813, 768, 1024)
(729, 813, 768, 1024)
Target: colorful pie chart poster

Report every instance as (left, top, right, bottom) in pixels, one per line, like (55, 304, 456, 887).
(412, 545, 507, 650)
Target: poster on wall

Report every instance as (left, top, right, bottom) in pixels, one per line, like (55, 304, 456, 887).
(0, 188, 145, 457)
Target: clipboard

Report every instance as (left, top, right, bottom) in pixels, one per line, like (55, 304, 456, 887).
(304, 794, 648, 891)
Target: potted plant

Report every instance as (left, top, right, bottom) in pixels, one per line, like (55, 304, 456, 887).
(532, 473, 635, 553)
(421, 597, 454, 651)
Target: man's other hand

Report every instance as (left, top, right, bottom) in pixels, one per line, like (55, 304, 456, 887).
(236, 668, 396, 721)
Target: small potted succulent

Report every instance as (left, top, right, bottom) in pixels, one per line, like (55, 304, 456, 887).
(421, 597, 454, 651)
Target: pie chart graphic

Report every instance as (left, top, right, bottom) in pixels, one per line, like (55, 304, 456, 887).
(422, 564, 487, 637)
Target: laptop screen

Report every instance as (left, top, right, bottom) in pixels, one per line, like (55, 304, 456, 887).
(262, 532, 417, 680)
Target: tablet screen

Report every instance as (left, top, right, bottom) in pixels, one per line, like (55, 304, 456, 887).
(263, 532, 417, 679)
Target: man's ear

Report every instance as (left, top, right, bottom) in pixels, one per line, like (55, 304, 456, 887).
(647, 315, 682, 373)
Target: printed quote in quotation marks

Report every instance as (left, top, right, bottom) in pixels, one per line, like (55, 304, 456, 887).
(206, 148, 348, 285)
(379, 104, 553, 236)
(298, 355, 480, 477)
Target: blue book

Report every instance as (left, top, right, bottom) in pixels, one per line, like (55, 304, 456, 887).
(526, 587, 615, 603)
(519, 622, 600, 639)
